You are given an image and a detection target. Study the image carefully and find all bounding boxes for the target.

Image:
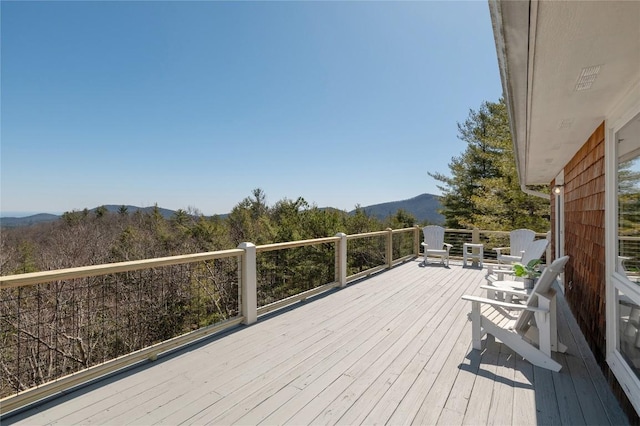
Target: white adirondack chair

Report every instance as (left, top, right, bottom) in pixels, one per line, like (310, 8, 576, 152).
(488, 239, 550, 283)
(483, 240, 548, 302)
(494, 229, 536, 266)
(462, 255, 570, 372)
(520, 238, 550, 265)
(421, 226, 453, 267)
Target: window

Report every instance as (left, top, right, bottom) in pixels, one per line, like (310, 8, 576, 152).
(617, 115, 640, 284)
(608, 109, 640, 413)
(618, 288, 640, 380)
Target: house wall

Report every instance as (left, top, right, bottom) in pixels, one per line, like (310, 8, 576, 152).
(560, 122, 639, 422)
(564, 123, 606, 361)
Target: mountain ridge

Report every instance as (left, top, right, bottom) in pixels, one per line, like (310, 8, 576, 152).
(0, 206, 177, 228)
(349, 193, 443, 224)
(0, 194, 443, 228)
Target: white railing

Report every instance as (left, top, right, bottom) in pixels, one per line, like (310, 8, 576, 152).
(0, 226, 550, 415)
(0, 228, 420, 414)
(0, 249, 245, 414)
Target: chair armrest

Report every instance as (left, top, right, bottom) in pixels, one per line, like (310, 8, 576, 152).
(461, 295, 548, 313)
(493, 247, 510, 255)
(499, 254, 523, 263)
(443, 243, 453, 252)
(496, 271, 511, 280)
(486, 270, 514, 281)
(480, 284, 528, 297)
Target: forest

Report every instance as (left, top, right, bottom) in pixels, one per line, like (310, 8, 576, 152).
(1, 190, 420, 275)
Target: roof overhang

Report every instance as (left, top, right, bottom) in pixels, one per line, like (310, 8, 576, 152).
(490, 0, 640, 186)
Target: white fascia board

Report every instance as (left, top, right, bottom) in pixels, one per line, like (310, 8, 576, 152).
(489, 0, 533, 187)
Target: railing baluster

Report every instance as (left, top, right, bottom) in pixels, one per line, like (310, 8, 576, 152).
(472, 227, 480, 267)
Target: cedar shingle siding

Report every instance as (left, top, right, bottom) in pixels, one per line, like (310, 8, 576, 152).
(558, 122, 638, 422)
(564, 123, 606, 359)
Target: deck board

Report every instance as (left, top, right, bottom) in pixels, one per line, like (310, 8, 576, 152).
(461, 335, 500, 426)
(556, 290, 629, 426)
(488, 346, 516, 425)
(532, 366, 563, 425)
(511, 355, 537, 426)
(2, 259, 630, 425)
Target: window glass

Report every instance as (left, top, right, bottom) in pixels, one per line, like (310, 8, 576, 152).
(619, 289, 640, 379)
(618, 113, 640, 284)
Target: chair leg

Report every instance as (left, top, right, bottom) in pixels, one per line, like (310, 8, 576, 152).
(534, 311, 552, 357)
(471, 301, 482, 350)
(486, 288, 498, 301)
(538, 290, 566, 353)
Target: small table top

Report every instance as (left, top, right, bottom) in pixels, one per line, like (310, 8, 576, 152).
(493, 279, 525, 289)
(489, 279, 532, 296)
(463, 243, 484, 248)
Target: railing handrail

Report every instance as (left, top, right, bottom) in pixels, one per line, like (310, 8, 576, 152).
(346, 230, 389, 240)
(256, 236, 340, 253)
(391, 228, 415, 235)
(0, 249, 244, 289)
(0, 228, 555, 289)
(462, 229, 548, 239)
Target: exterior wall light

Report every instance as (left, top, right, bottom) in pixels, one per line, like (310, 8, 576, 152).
(553, 185, 564, 195)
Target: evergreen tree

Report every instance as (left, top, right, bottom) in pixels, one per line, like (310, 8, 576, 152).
(227, 188, 274, 245)
(271, 197, 308, 242)
(94, 205, 108, 219)
(430, 99, 550, 232)
(385, 209, 416, 229)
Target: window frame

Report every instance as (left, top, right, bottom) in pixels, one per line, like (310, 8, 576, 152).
(606, 98, 640, 414)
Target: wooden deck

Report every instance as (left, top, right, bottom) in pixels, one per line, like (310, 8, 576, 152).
(3, 259, 629, 425)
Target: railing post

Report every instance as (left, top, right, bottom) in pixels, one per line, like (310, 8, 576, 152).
(335, 233, 347, 287)
(414, 225, 421, 257)
(238, 242, 257, 325)
(472, 227, 480, 267)
(546, 231, 552, 264)
(386, 228, 393, 269)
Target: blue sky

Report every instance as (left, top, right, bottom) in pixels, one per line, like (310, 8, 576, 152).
(1, 1, 502, 217)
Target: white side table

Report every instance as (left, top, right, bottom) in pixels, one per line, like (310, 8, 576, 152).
(463, 243, 484, 267)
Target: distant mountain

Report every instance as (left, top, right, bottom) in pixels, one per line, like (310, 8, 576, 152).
(351, 193, 444, 224)
(0, 213, 60, 228)
(98, 205, 176, 219)
(0, 205, 177, 228)
(1, 196, 444, 228)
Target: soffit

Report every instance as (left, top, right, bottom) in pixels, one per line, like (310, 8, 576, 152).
(495, 0, 640, 185)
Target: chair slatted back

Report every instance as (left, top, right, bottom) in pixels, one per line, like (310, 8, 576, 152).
(422, 226, 445, 250)
(520, 239, 550, 265)
(510, 229, 536, 255)
(514, 255, 570, 331)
